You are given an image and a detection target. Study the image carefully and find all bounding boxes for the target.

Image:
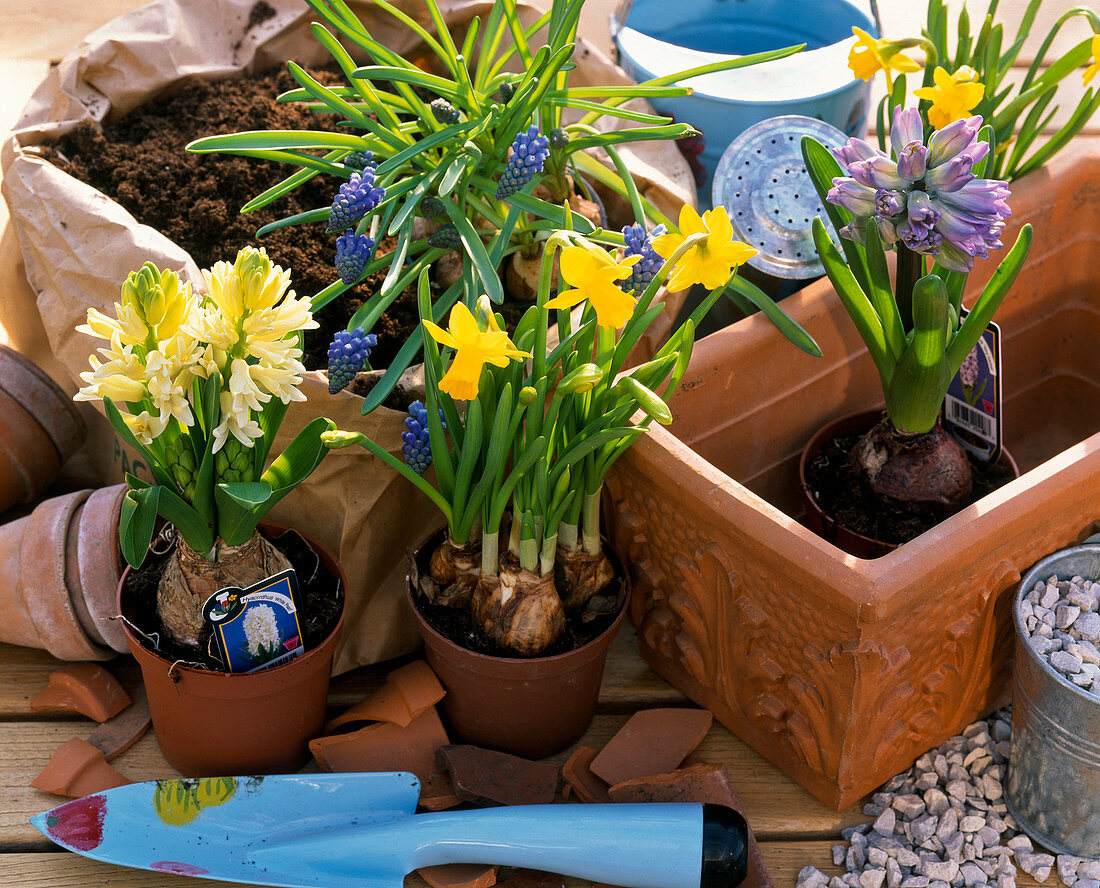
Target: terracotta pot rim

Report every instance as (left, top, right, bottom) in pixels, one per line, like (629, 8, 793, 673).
(798, 408, 1022, 555)
(0, 344, 84, 458)
(118, 522, 346, 682)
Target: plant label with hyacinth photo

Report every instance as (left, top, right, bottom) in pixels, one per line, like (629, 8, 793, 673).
(943, 313, 1001, 463)
(202, 569, 306, 674)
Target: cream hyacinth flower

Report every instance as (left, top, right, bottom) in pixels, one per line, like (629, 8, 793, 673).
(212, 389, 264, 452)
(123, 410, 169, 446)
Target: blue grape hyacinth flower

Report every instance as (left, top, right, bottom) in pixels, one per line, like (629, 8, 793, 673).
(328, 170, 386, 233)
(334, 231, 376, 284)
(343, 150, 375, 171)
(402, 400, 445, 475)
(327, 328, 377, 394)
(620, 222, 667, 294)
(495, 125, 551, 199)
(430, 98, 459, 124)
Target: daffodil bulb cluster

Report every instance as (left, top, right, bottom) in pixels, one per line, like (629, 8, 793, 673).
(75, 247, 317, 452)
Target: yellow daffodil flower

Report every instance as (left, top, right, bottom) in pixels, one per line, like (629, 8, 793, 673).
(652, 206, 757, 292)
(544, 240, 640, 329)
(1085, 34, 1100, 86)
(848, 27, 921, 88)
(914, 66, 985, 129)
(423, 302, 529, 401)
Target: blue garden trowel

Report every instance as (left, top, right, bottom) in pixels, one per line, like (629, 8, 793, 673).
(32, 771, 748, 888)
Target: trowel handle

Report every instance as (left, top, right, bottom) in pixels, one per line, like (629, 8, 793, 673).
(404, 803, 748, 888)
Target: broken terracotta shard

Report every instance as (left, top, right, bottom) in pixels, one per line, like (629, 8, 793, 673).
(588, 708, 713, 787)
(31, 737, 131, 797)
(436, 745, 560, 807)
(29, 663, 131, 722)
(417, 864, 498, 888)
(561, 745, 612, 804)
(326, 660, 445, 732)
(310, 706, 449, 784)
(86, 685, 151, 761)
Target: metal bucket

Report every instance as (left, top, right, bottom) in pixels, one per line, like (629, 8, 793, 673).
(1006, 537, 1100, 858)
(611, 0, 879, 201)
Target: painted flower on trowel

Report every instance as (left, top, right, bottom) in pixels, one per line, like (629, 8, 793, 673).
(545, 240, 640, 328)
(423, 300, 529, 400)
(652, 205, 757, 292)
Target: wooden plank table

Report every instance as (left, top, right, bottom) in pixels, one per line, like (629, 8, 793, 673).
(0, 0, 1095, 885)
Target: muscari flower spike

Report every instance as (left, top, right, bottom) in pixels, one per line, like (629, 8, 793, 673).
(326, 327, 377, 394)
(334, 231, 376, 284)
(827, 106, 1011, 274)
(328, 170, 386, 233)
(402, 399, 445, 475)
(495, 125, 551, 199)
(420, 196, 446, 219)
(549, 128, 569, 149)
(620, 223, 668, 294)
(431, 98, 460, 124)
(343, 150, 375, 171)
(428, 224, 461, 250)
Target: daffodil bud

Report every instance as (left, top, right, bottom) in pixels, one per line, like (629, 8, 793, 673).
(518, 386, 538, 405)
(321, 429, 362, 449)
(615, 376, 673, 425)
(556, 362, 603, 395)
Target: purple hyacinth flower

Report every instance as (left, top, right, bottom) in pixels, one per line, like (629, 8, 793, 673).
(826, 105, 1012, 273)
(334, 231, 375, 284)
(495, 125, 551, 199)
(619, 222, 667, 294)
(326, 328, 377, 394)
(328, 170, 386, 233)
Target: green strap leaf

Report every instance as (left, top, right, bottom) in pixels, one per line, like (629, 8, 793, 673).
(119, 487, 159, 570)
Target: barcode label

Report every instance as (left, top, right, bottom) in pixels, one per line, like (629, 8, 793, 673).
(946, 397, 993, 438)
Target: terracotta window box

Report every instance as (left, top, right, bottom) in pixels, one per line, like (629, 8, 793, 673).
(605, 144, 1100, 809)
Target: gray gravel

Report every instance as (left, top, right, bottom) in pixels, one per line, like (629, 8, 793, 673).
(1021, 577, 1100, 697)
(795, 710, 1099, 888)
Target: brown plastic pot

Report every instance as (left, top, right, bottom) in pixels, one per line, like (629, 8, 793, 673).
(119, 523, 346, 777)
(605, 143, 1100, 809)
(407, 536, 628, 760)
(799, 409, 1022, 558)
(0, 487, 115, 660)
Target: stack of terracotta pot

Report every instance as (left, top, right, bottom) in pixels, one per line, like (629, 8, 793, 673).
(0, 345, 129, 660)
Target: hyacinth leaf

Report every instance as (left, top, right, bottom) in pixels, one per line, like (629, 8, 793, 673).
(863, 224, 905, 363)
(188, 129, 375, 153)
(947, 224, 1033, 373)
(308, 23, 402, 130)
(886, 275, 952, 435)
(549, 97, 672, 125)
(811, 218, 894, 387)
(259, 418, 336, 509)
(119, 487, 159, 570)
(286, 61, 375, 132)
(255, 392, 289, 474)
(353, 66, 463, 101)
(726, 275, 822, 358)
(216, 481, 273, 509)
(800, 137, 871, 297)
(256, 209, 331, 239)
(241, 153, 340, 214)
(438, 153, 468, 198)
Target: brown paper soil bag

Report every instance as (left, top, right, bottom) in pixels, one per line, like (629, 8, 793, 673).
(0, 0, 695, 672)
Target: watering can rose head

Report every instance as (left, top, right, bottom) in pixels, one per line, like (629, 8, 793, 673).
(827, 106, 1010, 274)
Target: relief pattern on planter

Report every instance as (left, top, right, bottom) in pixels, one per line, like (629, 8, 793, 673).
(609, 454, 1100, 807)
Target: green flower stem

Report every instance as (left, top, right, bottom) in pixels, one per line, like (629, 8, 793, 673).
(481, 527, 499, 577)
(581, 484, 603, 556)
(894, 244, 923, 334)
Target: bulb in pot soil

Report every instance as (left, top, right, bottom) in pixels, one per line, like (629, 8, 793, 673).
(156, 532, 293, 649)
(428, 537, 482, 608)
(849, 415, 972, 510)
(556, 546, 615, 611)
(472, 553, 565, 656)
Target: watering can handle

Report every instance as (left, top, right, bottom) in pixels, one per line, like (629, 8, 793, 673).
(609, 0, 885, 50)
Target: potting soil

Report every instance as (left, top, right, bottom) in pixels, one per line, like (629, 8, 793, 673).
(42, 66, 421, 371)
